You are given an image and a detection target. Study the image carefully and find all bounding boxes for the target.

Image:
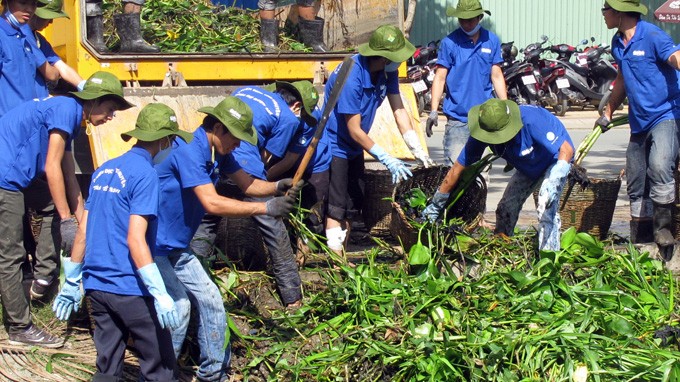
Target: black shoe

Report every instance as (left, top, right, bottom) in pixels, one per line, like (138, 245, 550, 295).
(8, 324, 63, 348)
(29, 279, 51, 300)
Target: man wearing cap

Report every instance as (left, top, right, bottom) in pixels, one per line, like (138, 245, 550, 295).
(324, 24, 433, 259)
(153, 96, 299, 381)
(191, 81, 312, 308)
(23, 0, 87, 302)
(597, 0, 680, 260)
(28, 0, 86, 97)
(425, 0, 506, 164)
(422, 100, 574, 251)
(52, 103, 191, 381)
(0, 71, 132, 348)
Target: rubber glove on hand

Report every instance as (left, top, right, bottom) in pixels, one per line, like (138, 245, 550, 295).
(265, 194, 296, 217)
(537, 160, 571, 211)
(402, 130, 435, 168)
(425, 110, 438, 137)
(369, 144, 412, 184)
(52, 257, 83, 321)
(421, 191, 450, 222)
(137, 263, 180, 330)
(594, 115, 611, 133)
(275, 178, 304, 196)
(60, 217, 78, 254)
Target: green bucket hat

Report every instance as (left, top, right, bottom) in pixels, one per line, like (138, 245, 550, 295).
(198, 96, 257, 146)
(468, 99, 523, 145)
(121, 103, 193, 143)
(35, 0, 69, 19)
(267, 80, 319, 126)
(605, 0, 648, 15)
(358, 24, 416, 64)
(446, 0, 491, 19)
(71, 71, 134, 110)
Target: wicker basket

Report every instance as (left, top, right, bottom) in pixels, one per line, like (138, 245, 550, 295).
(390, 166, 487, 250)
(534, 174, 622, 240)
(215, 216, 270, 271)
(362, 161, 396, 236)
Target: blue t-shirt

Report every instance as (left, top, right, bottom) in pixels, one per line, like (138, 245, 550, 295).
(288, 106, 330, 174)
(0, 96, 82, 191)
(26, 31, 61, 99)
(436, 27, 503, 122)
(82, 147, 159, 297)
(458, 105, 573, 180)
(326, 54, 400, 159)
(0, 22, 44, 116)
(231, 86, 301, 178)
(611, 20, 680, 134)
(155, 127, 239, 254)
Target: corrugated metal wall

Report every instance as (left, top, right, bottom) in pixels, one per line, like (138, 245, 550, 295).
(408, 0, 680, 53)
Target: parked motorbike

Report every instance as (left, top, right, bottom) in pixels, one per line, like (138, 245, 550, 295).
(407, 41, 441, 115)
(501, 40, 542, 107)
(518, 35, 570, 115)
(546, 40, 617, 112)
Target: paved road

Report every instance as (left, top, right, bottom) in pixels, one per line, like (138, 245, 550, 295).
(421, 107, 632, 236)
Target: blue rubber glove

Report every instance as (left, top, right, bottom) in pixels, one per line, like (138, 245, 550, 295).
(537, 160, 571, 211)
(137, 263, 180, 330)
(77, 80, 87, 92)
(369, 144, 413, 184)
(52, 257, 83, 321)
(421, 191, 450, 222)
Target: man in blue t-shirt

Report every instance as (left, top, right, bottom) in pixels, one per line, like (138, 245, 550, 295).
(23, 0, 87, 303)
(324, 24, 433, 259)
(153, 96, 300, 382)
(0, 71, 133, 348)
(423, 99, 574, 251)
(425, 0, 507, 164)
(192, 80, 317, 309)
(52, 103, 193, 381)
(598, 0, 680, 260)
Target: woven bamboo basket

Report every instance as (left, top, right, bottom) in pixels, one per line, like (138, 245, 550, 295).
(390, 166, 487, 251)
(362, 161, 396, 236)
(534, 174, 622, 240)
(215, 216, 270, 271)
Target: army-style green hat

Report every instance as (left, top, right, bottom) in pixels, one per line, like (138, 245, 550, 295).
(605, 0, 648, 15)
(358, 24, 416, 64)
(71, 71, 134, 110)
(35, 0, 69, 19)
(468, 99, 523, 145)
(121, 103, 193, 143)
(198, 96, 257, 145)
(446, 0, 491, 19)
(268, 80, 319, 126)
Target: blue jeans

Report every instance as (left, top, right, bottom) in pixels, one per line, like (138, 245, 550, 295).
(156, 251, 230, 382)
(626, 119, 680, 218)
(443, 119, 469, 165)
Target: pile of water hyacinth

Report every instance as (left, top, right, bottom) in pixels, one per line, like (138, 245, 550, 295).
(230, 220, 680, 381)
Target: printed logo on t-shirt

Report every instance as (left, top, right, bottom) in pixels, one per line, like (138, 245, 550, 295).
(481, 48, 492, 54)
(520, 147, 534, 157)
(546, 131, 558, 144)
(632, 50, 645, 56)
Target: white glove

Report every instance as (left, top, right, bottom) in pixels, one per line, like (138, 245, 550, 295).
(402, 130, 435, 168)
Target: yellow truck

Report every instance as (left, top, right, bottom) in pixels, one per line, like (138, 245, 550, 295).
(43, 0, 425, 175)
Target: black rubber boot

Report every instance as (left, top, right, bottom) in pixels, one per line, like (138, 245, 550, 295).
(630, 219, 654, 244)
(298, 17, 327, 52)
(113, 13, 160, 53)
(260, 19, 279, 53)
(86, 15, 109, 53)
(653, 203, 675, 261)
